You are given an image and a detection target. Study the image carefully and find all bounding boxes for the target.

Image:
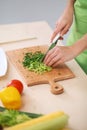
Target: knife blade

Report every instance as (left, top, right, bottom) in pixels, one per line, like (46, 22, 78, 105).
(41, 34, 63, 62)
(0, 47, 8, 77)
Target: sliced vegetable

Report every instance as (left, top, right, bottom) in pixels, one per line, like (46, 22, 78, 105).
(22, 51, 52, 74)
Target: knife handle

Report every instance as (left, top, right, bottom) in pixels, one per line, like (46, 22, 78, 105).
(48, 36, 63, 51)
(49, 80, 64, 95)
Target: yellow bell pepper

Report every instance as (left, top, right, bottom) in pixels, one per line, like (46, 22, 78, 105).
(0, 86, 22, 110)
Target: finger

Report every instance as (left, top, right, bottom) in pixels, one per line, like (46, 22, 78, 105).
(51, 22, 63, 42)
(52, 58, 64, 67)
(45, 47, 62, 66)
(44, 47, 57, 65)
(44, 48, 55, 63)
(51, 22, 67, 42)
(47, 56, 58, 66)
(44, 46, 60, 64)
(47, 53, 62, 66)
(51, 28, 59, 42)
(60, 25, 70, 36)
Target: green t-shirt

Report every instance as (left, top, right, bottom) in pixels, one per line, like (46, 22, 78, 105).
(67, 0, 87, 74)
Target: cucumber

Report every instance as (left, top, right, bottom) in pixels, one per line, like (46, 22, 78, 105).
(0, 106, 42, 118)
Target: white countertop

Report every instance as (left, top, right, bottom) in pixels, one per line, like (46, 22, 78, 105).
(0, 21, 87, 130)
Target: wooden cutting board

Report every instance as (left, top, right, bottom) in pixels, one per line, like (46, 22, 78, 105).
(6, 45, 75, 94)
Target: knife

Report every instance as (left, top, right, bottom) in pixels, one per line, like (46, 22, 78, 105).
(0, 47, 8, 77)
(41, 34, 63, 62)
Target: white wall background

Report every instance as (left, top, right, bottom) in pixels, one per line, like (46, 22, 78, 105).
(0, 0, 68, 43)
(0, 0, 67, 27)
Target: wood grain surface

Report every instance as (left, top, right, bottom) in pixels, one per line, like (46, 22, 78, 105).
(6, 45, 75, 87)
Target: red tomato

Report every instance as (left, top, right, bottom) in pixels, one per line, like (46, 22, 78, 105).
(7, 79, 23, 94)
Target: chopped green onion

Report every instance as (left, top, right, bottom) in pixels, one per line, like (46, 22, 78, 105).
(22, 51, 52, 74)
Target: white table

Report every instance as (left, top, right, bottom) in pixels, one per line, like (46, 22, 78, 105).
(0, 21, 87, 130)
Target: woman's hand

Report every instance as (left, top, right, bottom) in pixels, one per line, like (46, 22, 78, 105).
(51, 3, 74, 42)
(44, 46, 75, 67)
(44, 34, 87, 67)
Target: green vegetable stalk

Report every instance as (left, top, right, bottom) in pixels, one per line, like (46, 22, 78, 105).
(4, 111, 68, 130)
(0, 106, 42, 118)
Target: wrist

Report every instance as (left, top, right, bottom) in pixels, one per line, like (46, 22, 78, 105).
(63, 1, 74, 17)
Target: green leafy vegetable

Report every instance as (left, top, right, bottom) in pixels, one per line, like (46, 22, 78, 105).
(0, 109, 31, 127)
(22, 51, 52, 74)
(0, 106, 43, 118)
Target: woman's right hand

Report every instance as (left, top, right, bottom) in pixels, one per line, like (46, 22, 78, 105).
(51, 5, 74, 42)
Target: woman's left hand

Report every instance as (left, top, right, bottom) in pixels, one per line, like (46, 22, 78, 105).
(44, 46, 75, 67)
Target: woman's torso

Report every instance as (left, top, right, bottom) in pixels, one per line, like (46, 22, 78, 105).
(67, 0, 87, 74)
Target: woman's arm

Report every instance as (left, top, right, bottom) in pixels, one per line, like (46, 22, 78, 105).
(51, 0, 76, 42)
(44, 34, 87, 67)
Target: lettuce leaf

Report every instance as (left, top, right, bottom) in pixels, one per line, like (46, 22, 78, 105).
(0, 109, 31, 127)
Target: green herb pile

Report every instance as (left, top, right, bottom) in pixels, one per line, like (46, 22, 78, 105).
(22, 51, 52, 74)
(0, 109, 31, 127)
